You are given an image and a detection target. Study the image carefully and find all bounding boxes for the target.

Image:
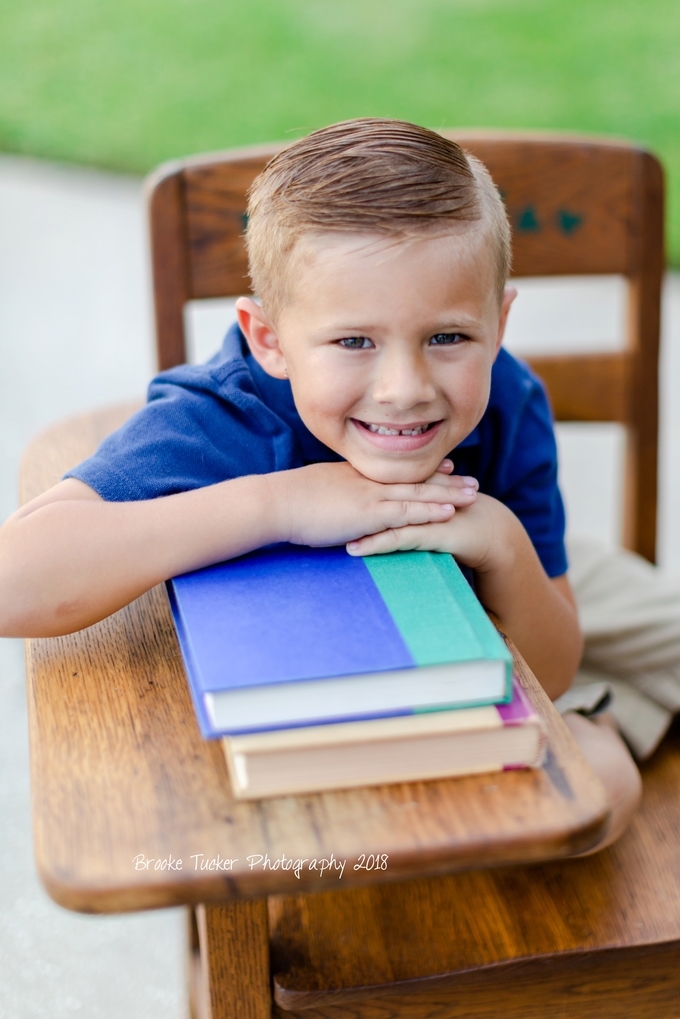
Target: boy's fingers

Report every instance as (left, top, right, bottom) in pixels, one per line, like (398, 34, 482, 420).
(383, 485, 475, 510)
(388, 478, 477, 499)
(348, 524, 433, 556)
(424, 489, 475, 508)
(424, 475, 478, 494)
(429, 474, 479, 491)
(383, 501, 455, 529)
(347, 529, 401, 555)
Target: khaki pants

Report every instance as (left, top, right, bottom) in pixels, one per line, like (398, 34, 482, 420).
(561, 537, 680, 759)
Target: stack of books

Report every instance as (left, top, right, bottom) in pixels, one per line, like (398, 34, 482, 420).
(167, 545, 546, 800)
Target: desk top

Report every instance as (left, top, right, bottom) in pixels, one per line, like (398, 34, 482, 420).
(22, 404, 610, 914)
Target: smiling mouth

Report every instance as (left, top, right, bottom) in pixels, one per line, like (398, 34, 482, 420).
(357, 420, 439, 436)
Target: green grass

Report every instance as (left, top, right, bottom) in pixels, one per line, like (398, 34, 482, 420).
(2, 0, 680, 261)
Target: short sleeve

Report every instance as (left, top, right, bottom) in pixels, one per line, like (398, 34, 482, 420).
(65, 357, 302, 501)
(496, 388, 567, 578)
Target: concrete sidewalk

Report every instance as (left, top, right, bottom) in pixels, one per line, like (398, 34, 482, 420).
(1, 154, 679, 1017)
(0, 157, 179, 1019)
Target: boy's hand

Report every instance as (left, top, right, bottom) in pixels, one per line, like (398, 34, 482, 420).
(346, 491, 511, 573)
(270, 460, 478, 548)
(347, 489, 583, 701)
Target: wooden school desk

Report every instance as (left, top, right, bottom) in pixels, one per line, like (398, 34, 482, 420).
(20, 402, 610, 1019)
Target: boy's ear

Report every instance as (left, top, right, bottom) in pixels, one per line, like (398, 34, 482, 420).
(495, 285, 517, 355)
(235, 298, 289, 379)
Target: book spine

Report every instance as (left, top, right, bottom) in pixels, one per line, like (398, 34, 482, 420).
(165, 580, 215, 739)
(431, 553, 513, 699)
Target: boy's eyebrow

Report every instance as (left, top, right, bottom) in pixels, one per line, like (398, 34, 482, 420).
(321, 324, 375, 333)
(319, 315, 483, 334)
(428, 316, 482, 331)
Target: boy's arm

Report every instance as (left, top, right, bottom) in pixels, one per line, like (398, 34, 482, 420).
(0, 464, 475, 638)
(347, 494, 582, 701)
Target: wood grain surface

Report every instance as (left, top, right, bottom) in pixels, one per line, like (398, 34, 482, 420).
(621, 150, 664, 561)
(524, 352, 630, 423)
(272, 943, 680, 1019)
(268, 720, 680, 1019)
(146, 168, 190, 373)
(22, 405, 609, 914)
(194, 900, 270, 1019)
(450, 133, 640, 277)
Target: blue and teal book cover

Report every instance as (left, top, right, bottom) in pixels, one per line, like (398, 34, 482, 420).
(167, 545, 513, 737)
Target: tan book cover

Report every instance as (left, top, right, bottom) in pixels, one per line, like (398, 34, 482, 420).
(222, 677, 545, 800)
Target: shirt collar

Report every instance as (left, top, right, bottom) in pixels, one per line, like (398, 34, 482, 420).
(227, 325, 342, 464)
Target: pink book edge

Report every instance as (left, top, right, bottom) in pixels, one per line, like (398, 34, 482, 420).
(497, 676, 547, 769)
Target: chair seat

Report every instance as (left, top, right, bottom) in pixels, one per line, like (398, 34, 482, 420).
(269, 721, 680, 1019)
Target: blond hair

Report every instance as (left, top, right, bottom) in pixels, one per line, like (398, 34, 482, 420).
(245, 118, 511, 318)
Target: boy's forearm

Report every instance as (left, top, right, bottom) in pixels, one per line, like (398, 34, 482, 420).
(0, 474, 281, 638)
(0, 462, 465, 638)
(474, 508, 582, 700)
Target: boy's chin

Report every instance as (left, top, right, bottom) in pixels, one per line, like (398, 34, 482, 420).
(349, 455, 437, 485)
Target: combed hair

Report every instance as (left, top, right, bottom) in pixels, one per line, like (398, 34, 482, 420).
(245, 118, 511, 317)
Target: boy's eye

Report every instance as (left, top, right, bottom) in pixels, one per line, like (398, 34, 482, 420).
(338, 336, 374, 349)
(429, 333, 467, 346)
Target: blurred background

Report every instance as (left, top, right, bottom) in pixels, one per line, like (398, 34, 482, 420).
(1, 0, 679, 260)
(1, 1, 679, 1015)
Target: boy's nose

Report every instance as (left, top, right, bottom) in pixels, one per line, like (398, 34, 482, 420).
(371, 352, 437, 409)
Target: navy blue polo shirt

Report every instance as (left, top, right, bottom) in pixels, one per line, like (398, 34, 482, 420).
(66, 323, 568, 577)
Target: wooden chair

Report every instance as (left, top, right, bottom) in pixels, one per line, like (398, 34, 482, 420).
(148, 131, 663, 563)
(144, 132, 678, 1018)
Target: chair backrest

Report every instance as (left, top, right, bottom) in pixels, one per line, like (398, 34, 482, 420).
(146, 132, 664, 562)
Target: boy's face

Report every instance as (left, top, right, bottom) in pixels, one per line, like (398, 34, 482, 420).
(238, 229, 515, 484)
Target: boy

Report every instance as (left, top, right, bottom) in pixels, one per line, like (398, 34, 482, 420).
(0, 118, 640, 844)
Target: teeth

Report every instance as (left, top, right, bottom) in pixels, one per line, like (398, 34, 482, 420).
(366, 423, 429, 436)
(368, 424, 400, 435)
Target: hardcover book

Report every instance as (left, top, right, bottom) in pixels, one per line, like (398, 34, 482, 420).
(167, 545, 513, 738)
(223, 677, 545, 799)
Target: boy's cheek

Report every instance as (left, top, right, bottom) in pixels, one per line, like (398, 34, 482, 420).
(289, 382, 350, 438)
